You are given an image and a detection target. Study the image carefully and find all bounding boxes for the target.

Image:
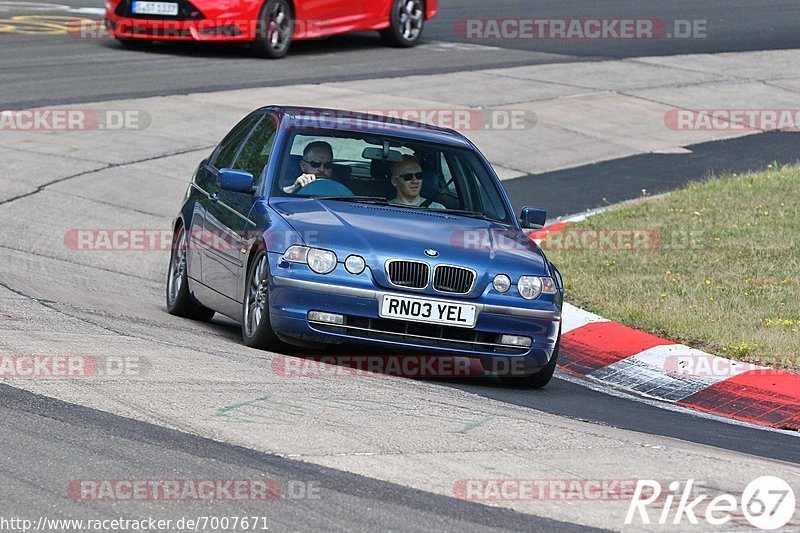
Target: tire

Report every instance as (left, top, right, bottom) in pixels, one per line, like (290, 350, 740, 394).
(242, 250, 289, 350)
(166, 225, 215, 321)
(379, 0, 425, 47)
(251, 0, 294, 59)
(499, 335, 560, 389)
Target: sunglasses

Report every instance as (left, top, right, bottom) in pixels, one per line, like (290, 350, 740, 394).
(303, 159, 334, 170)
(395, 172, 424, 181)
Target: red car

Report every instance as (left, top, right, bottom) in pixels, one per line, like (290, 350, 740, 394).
(105, 0, 438, 58)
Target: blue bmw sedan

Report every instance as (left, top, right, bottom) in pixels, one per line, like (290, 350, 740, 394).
(167, 106, 563, 387)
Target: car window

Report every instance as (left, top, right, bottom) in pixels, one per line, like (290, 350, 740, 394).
(232, 115, 277, 180)
(289, 135, 414, 159)
(212, 113, 260, 170)
(462, 157, 505, 220)
(273, 130, 513, 224)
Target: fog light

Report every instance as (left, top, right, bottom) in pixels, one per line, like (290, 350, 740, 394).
(499, 335, 532, 348)
(308, 311, 344, 325)
(345, 255, 365, 275)
(493, 274, 511, 293)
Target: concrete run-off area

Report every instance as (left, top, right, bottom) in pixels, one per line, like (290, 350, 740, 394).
(1, 48, 799, 531)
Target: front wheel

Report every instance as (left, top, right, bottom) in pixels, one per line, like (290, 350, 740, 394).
(166, 225, 215, 321)
(379, 0, 425, 47)
(242, 250, 288, 350)
(251, 0, 294, 59)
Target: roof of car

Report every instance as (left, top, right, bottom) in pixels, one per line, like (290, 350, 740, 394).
(263, 106, 473, 147)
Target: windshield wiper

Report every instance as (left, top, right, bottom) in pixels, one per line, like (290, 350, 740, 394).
(428, 208, 500, 222)
(314, 196, 393, 205)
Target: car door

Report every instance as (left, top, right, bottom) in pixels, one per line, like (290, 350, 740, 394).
(202, 112, 278, 307)
(298, 0, 366, 34)
(190, 112, 260, 288)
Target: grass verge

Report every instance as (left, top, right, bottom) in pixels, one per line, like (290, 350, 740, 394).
(542, 163, 799, 369)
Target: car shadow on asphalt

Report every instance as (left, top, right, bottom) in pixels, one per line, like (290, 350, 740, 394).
(195, 314, 800, 463)
(98, 33, 403, 60)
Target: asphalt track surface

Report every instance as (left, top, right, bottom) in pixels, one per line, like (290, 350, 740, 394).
(507, 131, 800, 218)
(0, 385, 598, 533)
(3, 0, 800, 107)
(2, 1, 800, 531)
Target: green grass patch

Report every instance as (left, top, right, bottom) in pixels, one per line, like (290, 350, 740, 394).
(545, 163, 800, 369)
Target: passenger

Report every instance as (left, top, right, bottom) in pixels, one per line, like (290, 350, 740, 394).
(389, 155, 445, 209)
(283, 141, 335, 193)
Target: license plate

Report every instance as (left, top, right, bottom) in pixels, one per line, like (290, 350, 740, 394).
(379, 294, 477, 328)
(132, 1, 179, 15)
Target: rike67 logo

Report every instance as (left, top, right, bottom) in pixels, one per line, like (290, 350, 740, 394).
(626, 476, 796, 530)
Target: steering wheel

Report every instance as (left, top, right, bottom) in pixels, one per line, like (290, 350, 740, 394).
(296, 179, 354, 196)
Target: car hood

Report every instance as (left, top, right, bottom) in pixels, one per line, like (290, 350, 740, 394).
(270, 198, 550, 296)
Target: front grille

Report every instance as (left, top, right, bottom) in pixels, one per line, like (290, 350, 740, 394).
(434, 265, 475, 294)
(126, 25, 192, 36)
(386, 260, 429, 289)
(311, 316, 527, 355)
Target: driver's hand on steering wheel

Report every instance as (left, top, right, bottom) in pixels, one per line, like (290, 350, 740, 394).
(283, 173, 317, 193)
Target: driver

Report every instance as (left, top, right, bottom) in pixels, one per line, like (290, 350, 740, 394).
(283, 141, 335, 193)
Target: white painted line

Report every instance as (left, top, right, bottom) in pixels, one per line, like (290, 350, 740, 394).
(68, 7, 106, 15)
(0, 1, 104, 14)
(590, 345, 723, 402)
(423, 41, 505, 53)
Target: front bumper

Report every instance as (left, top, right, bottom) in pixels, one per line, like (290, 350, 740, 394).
(105, 16, 255, 41)
(268, 258, 561, 375)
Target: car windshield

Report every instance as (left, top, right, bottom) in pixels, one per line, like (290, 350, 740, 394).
(271, 130, 513, 224)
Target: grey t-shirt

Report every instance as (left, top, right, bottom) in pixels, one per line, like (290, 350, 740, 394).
(390, 197, 446, 210)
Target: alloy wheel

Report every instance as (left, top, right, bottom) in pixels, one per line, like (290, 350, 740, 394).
(244, 254, 268, 337)
(167, 227, 187, 307)
(397, 0, 423, 41)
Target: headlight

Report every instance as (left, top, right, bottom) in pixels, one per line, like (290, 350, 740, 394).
(518, 276, 557, 300)
(493, 274, 511, 293)
(283, 245, 309, 263)
(282, 245, 337, 274)
(306, 248, 337, 274)
(345, 255, 365, 275)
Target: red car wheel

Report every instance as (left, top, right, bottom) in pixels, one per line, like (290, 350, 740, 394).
(252, 0, 294, 59)
(380, 0, 425, 47)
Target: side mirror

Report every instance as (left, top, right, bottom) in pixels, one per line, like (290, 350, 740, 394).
(218, 168, 255, 193)
(520, 207, 547, 229)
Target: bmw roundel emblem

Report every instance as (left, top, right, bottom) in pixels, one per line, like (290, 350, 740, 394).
(424, 249, 439, 257)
